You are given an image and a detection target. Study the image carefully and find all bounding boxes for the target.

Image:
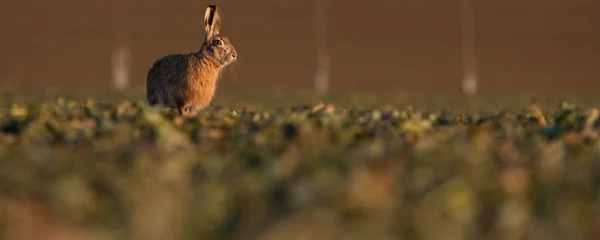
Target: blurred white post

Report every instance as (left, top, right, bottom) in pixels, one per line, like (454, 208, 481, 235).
(112, 0, 132, 91)
(460, 0, 478, 95)
(314, 0, 331, 97)
(112, 46, 132, 90)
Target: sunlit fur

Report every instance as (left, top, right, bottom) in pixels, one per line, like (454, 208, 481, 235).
(146, 5, 237, 115)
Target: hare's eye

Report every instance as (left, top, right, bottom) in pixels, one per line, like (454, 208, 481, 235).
(214, 39, 222, 45)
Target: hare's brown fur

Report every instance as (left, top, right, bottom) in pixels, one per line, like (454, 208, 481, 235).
(146, 5, 237, 115)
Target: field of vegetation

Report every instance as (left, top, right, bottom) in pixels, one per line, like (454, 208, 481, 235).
(1, 86, 600, 240)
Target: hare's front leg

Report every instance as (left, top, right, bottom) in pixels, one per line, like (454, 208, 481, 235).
(179, 104, 208, 117)
(174, 96, 194, 116)
(177, 106, 192, 116)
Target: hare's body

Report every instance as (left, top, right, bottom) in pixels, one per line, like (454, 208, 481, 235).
(146, 5, 237, 115)
(146, 53, 221, 112)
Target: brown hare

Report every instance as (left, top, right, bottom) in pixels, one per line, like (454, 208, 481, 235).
(146, 5, 237, 115)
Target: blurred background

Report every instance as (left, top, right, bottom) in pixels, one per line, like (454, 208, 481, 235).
(2, 2, 600, 240)
(0, 0, 599, 95)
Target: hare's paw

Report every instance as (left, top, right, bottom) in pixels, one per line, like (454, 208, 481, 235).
(178, 106, 200, 117)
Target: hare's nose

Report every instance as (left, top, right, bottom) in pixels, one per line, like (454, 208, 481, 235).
(231, 53, 237, 60)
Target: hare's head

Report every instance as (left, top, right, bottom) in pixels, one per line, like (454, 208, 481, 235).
(201, 5, 237, 66)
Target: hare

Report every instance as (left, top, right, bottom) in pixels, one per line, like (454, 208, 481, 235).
(146, 5, 237, 115)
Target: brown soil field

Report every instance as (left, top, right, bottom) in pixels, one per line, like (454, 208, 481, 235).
(0, 0, 599, 94)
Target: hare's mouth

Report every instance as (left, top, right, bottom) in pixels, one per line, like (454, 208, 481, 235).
(224, 53, 237, 64)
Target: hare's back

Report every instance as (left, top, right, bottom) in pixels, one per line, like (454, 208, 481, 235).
(147, 53, 192, 85)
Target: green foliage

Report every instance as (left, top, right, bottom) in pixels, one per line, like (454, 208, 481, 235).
(1, 94, 600, 240)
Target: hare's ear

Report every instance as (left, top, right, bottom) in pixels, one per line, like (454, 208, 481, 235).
(204, 5, 221, 40)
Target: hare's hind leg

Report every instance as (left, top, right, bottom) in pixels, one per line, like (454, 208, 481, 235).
(146, 84, 167, 106)
(147, 92, 168, 111)
(147, 94, 165, 107)
(146, 86, 157, 106)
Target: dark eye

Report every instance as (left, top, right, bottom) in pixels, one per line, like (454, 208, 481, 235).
(214, 39, 222, 45)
